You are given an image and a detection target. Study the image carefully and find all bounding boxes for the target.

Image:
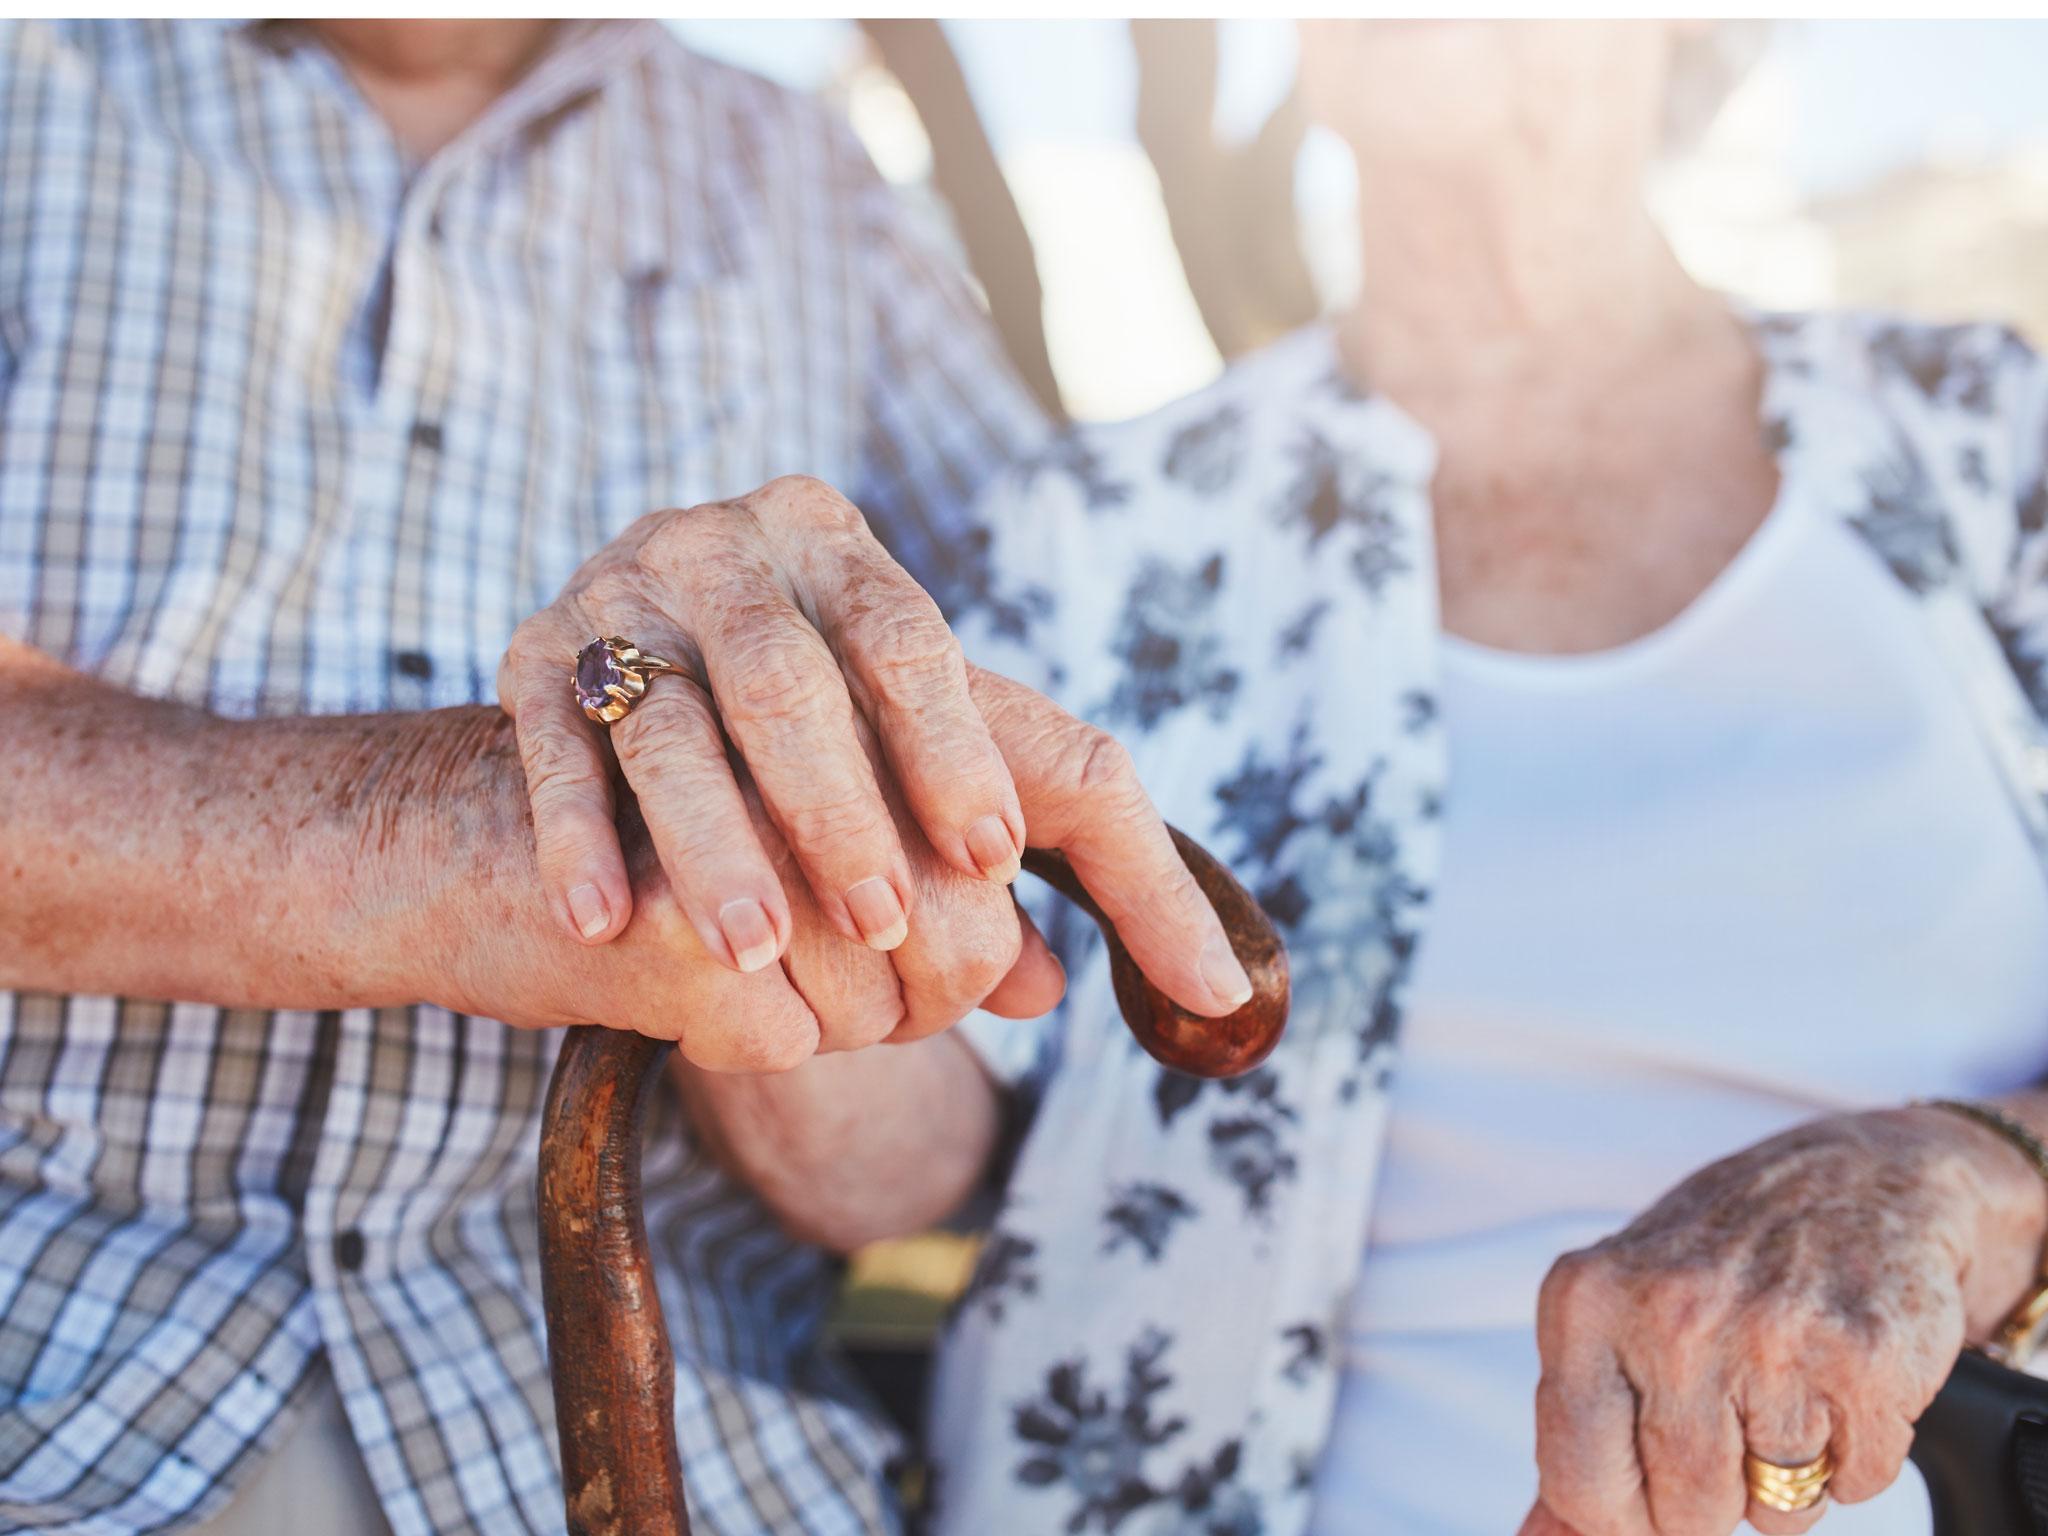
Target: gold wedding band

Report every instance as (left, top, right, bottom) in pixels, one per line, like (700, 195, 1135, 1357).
(571, 635, 686, 724)
(1743, 1448, 1833, 1514)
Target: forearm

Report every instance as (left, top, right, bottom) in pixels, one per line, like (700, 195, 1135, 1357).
(0, 638, 506, 1009)
(673, 1031, 1001, 1253)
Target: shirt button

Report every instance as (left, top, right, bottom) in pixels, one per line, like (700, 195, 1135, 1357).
(334, 1229, 367, 1272)
(392, 649, 434, 680)
(410, 420, 444, 453)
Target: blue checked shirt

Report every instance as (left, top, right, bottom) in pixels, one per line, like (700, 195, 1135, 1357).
(0, 20, 1043, 1535)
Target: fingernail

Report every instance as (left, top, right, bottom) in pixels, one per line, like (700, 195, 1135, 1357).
(567, 883, 611, 941)
(719, 898, 779, 973)
(845, 876, 909, 950)
(1199, 933, 1253, 1009)
(966, 814, 1021, 883)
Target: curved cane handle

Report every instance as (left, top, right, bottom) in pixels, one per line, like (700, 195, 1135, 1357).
(1018, 826, 1289, 1078)
(539, 827, 1290, 1535)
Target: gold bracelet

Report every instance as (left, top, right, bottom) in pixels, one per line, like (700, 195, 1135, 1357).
(1918, 1097, 2048, 1367)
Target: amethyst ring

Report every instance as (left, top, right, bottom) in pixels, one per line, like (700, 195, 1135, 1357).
(572, 635, 686, 724)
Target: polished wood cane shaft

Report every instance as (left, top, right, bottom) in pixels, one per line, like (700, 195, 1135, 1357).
(539, 1027, 686, 1536)
(539, 826, 1291, 1535)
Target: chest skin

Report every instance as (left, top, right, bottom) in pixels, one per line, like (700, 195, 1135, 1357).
(1425, 328, 1781, 656)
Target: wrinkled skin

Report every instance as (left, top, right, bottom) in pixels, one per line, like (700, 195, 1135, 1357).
(1521, 1104, 2048, 1536)
(499, 476, 1024, 961)
(397, 705, 1050, 1071)
(496, 476, 1252, 1030)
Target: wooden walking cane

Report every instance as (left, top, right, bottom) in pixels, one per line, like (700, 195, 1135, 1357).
(537, 830, 1292, 1536)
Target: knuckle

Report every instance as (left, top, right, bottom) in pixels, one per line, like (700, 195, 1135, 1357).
(1639, 1269, 1716, 1342)
(923, 902, 1022, 1000)
(823, 999, 906, 1053)
(618, 503, 691, 550)
(648, 505, 747, 574)
(1538, 1248, 1616, 1335)
(1067, 725, 1141, 804)
(724, 648, 836, 728)
(518, 732, 599, 811)
(967, 918, 1025, 994)
(526, 771, 598, 837)
(799, 949, 903, 1051)
(725, 1017, 820, 1075)
(782, 792, 891, 855)
(639, 502, 701, 544)
(967, 895, 1027, 985)
(755, 474, 863, 533)
(1831, 1414, 1912, 1504)
(1744, 1297, 1828, 1375)
(578, 566, 643, 615)
(503, 618, 569, 685)
(855, 609, 964, 699)
(504, 614, 551, 661)
(611, 686, 715, 764)
(892, 886, 1021, 1035)
(753, 1028, 820, 1075)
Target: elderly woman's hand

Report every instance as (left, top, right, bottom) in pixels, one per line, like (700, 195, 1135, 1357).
(1519, 1104, 2048, 1536)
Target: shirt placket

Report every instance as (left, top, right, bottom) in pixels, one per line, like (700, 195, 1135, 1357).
(368, 195, 456, 715)
(354, 24, 661, 715)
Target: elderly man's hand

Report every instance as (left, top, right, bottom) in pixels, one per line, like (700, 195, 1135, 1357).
(496, 475, 1254, 1025)
(1519, 1105, 2048, 1536)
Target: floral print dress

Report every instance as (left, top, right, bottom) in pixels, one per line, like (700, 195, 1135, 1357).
(931, 312, 2048, 1536)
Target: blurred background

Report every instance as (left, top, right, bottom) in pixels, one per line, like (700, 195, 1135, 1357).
(678, 18, 2048, 425)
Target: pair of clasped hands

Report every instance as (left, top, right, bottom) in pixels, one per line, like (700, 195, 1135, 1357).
(474, 474, 1254, 1065)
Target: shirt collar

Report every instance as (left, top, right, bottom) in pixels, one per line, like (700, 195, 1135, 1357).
(230, 19, 663, 173)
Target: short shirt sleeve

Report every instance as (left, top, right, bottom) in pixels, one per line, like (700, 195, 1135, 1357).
(839, 121, 1050, 614)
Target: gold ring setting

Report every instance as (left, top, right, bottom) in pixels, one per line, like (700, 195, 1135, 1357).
(572, 635, 685, 724)
(1743, 1448, 1833, 1514)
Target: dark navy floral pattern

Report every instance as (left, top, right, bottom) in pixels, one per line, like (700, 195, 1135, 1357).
(1274, 599, 1329, 662)
(958, 1229, 1042, 1324)
(1010, 1331, 1274, 1536)
(1012, 1331, 1185, 1533)
(1850, 435, 1957, 593)
(1022, 432, 1136, 514)
(1173, 1441, 1262, 1536)
(1100, 554, 1241, 727)
(1103, 1183, 1199, 1261)
(1278, 431, 1410, 597)
(931, 313, 2048, 1536)
(1164, 404, 1249, 495)
(1278, 1324, 1327, 1387)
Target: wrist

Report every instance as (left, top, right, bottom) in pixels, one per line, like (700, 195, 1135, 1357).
(1901, 1100, 2048, 1337)
(330, 706, 540, 1010)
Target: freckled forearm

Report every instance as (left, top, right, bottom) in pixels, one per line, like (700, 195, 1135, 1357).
(0, 638, 518, 1011)
(673, 1031, 1000, 1254)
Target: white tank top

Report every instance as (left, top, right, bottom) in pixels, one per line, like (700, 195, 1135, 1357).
(1310, 490, 2048, 1535)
